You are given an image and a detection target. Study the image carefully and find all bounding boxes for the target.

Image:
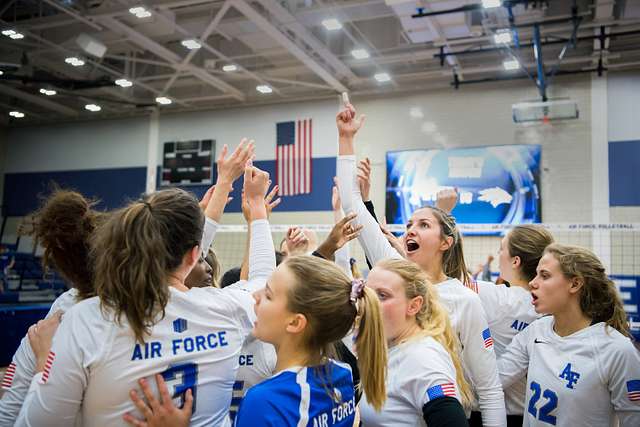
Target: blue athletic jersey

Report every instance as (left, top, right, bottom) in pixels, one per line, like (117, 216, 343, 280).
(234, 360, 355, 427)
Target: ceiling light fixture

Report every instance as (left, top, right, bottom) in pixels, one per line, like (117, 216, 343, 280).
(9, 111, 25, 118)
(115, 78, 133, 87)
(129, 7, 152, 19)
(321, 19, 342, 31)
(39, 88, 57, 96)
(494, 30, 512, 44)
(222, 64, 238, 72)
(351, 49, 370, 59)
(256, 85, 273, 94)
(181, 39, 201, 50)
(155, 96, 172, 105)
(85, 104, 101, 112)
(482, 0, 502, 8)
(374, 72, 391, 83)
(503, 59, 521, 70)
(65, 57, 85, 67)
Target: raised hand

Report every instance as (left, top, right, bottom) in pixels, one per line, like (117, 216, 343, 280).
(123, 375, 192, 427)
(315, 213, 363, 260)
(216, 138, 255, 186)
(199, 186, 231, 211)
(357, 157, 372, 202)
(336, 103, 365, 139)
(242, 182, 281, 222)
(243, 161, 270, 220)
(285, 226, 309, 256)
(435, 187, 458, 214)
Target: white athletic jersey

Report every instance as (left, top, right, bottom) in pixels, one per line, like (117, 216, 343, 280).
(220, 280, 277, 427)
(234, 360, 355, 427)
(337, 154, 507, 427)
(473, 280, 541, 415)
(359, 336, 462, 426)
(15, 219, 274, 427)
(1, 217, 219, 427)
(498, 316, 640, 427)
(0, 288, 79, 426)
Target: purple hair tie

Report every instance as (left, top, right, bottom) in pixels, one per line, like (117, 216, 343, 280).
(350, 279, 366, 303)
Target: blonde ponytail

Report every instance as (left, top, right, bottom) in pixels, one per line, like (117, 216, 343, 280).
(354, 287, 388, 411)
(376, 258, 473, 408)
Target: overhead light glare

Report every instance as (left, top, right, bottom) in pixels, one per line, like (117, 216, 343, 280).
(65, 56, 85, 66)
(9, 111, 25, 118)
(351, 49, 370, 59)
(256, 85, 273, 94)
(129, 7, 152, 18)
(115, 78, 133, 87)
(321, 19, 342, 31)
(155, 96, 172, 105)
(374, 72, 391, 83)
(9, 33, 24, 39)
(482, 0, 502, 8)
(85, 104, 101, 112)
(2, 30, 16, 36)
(494, 30, 512, 44)
(222, 64, 238, 72)
(503, 59, 521, 70)
(39, 88, 57, 96)
(181, 39, 201, 50)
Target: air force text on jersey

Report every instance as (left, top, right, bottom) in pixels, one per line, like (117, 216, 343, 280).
(131, 331, 229, 361)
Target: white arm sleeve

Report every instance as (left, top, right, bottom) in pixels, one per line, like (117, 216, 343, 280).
(601, 336, 640, 426)
(334, 243, 353, 279)
(201, 217, 219, 255)
(459, 293, 507, 426)
(497, 322, 532, 389)
(0, 336, 36, 426)
(337, 155, 401, 264)
(246, 219, 276, 285)
(14, 307, 103, 427)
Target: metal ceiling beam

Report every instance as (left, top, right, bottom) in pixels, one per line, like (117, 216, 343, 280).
(256, 0, 358, 82)
(41, 0, 103, 31)
(99, 16, 245, 101)
(0, 84, 77, 116)
(232, 0, 348, 93)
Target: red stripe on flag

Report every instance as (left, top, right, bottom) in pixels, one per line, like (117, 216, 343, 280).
(440, 383, 457, 397)
(42, 351, 55, 383)
(308, 119, 313, 193)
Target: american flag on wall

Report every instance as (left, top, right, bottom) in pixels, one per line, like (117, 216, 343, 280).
(276, 119, 312, 196)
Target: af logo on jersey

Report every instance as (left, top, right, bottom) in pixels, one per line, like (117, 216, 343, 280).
(559, 363, 580, 389)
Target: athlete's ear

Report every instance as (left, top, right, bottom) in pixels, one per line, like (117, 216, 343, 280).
(286, 313, 308, 335)
(406, 295, 423, 317)
(568, 277, 584, 294)
(439, 235, 453, 252)
(512, 255, 521, 269)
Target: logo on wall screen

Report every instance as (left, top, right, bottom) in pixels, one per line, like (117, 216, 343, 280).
(276, 119, 313, 196)
(385, 144, 541, 233)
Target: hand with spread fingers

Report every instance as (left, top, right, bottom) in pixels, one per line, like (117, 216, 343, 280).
(123, 375, 192, 427)
(315, 213, 363, 260)
(285, 227, 310, 256)
(215, 138, 255, 186)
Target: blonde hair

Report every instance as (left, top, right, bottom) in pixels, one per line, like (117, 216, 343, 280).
(507, 225, 554, 281)
(284, 256, 387, 410)
(376, 258, 474, 408)
(420, 206, 470, 286)
(544, 244, 631, 338)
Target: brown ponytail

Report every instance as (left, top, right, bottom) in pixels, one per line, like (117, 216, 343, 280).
(544, 244, 631, 338)
(91, 188, 204, 343)
(22, 189, 104, 300)
(284, 256, 388, 410)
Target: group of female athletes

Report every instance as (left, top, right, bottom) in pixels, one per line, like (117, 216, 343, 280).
(0, 102, 638, 427)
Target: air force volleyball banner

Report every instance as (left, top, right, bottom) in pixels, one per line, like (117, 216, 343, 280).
(386, 145, 541, 232)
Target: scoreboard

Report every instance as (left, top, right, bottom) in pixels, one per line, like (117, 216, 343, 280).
(162, 139, 214, 186)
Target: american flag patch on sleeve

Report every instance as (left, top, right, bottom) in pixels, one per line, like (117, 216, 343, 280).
(482, 328, 494, 348)
(627, 380, 640, 402)
(426, 383, 456, 401)
(40, 351, 56, 384)
(1, 362, 16, 389)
